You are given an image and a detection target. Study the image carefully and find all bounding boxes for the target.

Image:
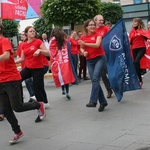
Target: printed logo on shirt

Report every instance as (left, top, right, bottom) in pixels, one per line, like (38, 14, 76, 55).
(30, 46, 35, 50)
(109, 35, 122, 51)
(91, 37, 96, 41)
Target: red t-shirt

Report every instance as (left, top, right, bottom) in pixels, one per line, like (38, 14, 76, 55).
(0, 37, 21, 83)
(22, 38, 44, 68)
(80, 32, 105, 60)
(95, 25, 109, 38)
(16, 42, 26, 69)
(42, 55, 48, 66)
(68, 38, 78, 54)
(129, 28, 146, 50)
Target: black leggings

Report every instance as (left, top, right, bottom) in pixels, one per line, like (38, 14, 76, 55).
(61, 84, 69, 93)
(20, 67, 44, 102)
(132, 47, 146, 82)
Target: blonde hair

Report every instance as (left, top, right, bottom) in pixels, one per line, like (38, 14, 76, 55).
(94, 15, 103, 21)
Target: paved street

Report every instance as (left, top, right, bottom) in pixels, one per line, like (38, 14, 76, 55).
(1, 72, 150, 150)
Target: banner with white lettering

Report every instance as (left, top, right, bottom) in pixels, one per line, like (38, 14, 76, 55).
(0, 0, 28, 20)
(140, 31, 150, 69)
(49, 37, 76, 87)
(102, 19, 141, 102)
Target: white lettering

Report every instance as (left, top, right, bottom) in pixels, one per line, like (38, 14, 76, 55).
(118, 53, 130, 85)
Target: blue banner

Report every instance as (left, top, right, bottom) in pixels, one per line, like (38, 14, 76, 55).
(102, 19, 141, 102)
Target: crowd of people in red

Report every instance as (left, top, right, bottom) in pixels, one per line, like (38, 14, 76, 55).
(0, 14, 150, 145)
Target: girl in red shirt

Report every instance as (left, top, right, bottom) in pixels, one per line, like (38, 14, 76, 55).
(68, 31, 78, 76)
(16, 26, 49, 122)
(129, 18, 147, 86)
(78, 19, 108, 112)
(0, 25, 45, 144)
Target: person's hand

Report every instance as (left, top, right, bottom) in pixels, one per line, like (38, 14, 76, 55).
(33, 49, 41, 56)
(78, 40, 85, 46)
(83, 51, 88, 57)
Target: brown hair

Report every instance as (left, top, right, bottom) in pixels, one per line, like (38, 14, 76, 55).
(24, 26, 33, 35)
(83, 19, 95, 34)
(50, 27, 66, 50)
(133, 18, 145, 29)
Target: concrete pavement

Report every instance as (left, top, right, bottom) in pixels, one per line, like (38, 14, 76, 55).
(1, 72, 150, 150)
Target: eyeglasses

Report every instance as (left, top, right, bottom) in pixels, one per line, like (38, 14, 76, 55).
(88, 24, 96, 26)
(99, 19, 104, 21)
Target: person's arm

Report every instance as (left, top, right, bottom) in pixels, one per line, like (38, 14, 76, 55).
(33, 43, 50, 57)
(0, 50, 10, 62)
(15, 50, 25, 63)
(78, 36, 102, 48)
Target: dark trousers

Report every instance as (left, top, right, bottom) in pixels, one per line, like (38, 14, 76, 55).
(21, 67, 45, 102)
(101, 65, 111, 91)
(0, 80, 40, 133)
(61, 84, 69, 93)
(79, 55, 87, 79)
(71, 54, 78, 76)
(132, 47, 146, 82)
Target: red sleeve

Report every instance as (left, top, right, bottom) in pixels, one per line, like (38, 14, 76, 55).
(2, 38, 12, 53)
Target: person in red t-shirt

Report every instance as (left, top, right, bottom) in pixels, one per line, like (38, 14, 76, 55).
(15, 26, 49, 122)
(68, 30, 78, 76)
(78, 19, 108, 112)
(129, 18, 147, 87)
(77, 31, 90, 81)
(94, 14, 113, 98)
(0, 24, 45, 144)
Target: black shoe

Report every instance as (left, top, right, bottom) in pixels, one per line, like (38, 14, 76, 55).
(28, 99, 35, 103)
(0, 116, 4, 121)
(35, 116, 41, 123)
(107, 90, 113, 98)
(98, 104, 108, 112)
(86, 102, 97, 107)
(83, 77, 90, 80)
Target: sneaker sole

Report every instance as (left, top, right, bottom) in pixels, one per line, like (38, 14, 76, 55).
(40, 113, 46, 120)
(9, 134, 24, 144)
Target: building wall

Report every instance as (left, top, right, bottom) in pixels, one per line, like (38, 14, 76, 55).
(100, 0, 148, 5)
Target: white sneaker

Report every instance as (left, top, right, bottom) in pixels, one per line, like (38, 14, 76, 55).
(38, 102, 46, 120)
(44, 103, 50, 109)
(30, 96, 36, 101)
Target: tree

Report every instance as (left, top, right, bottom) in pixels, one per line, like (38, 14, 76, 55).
(33, 17, 52, 38)
(2, 20, 19, 37)
(40, 0, 100, 30)
(99, 2, 123, 24)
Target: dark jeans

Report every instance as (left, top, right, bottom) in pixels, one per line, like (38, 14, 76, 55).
(21, 67, 45, 102)
(87, 56, 107, 105)
(42, 66, 49, 103)
(71, 54, 78, 76)
(79, 55, 87, 79)
(0, 80, 40, 133)
(25, 78, 34, 97)
(101, 66, 111, 92)
(132, 47, 146, 82)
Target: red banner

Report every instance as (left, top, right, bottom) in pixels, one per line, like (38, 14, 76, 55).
(1, 0, 28, 20)
(140, 41, 150, 69)
(49, 37, 75, 87)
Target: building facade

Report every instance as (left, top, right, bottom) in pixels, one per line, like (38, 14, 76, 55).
(99, 0, 150, 32)
(100, 0, 148, 5)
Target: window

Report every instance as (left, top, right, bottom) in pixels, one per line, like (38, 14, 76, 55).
(134, 0, 142, 4)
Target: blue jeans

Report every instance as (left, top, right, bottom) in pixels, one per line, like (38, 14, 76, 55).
(87, 56, 107, 105)
(25, 78, 34, 97)
(71, 54, 78, 75)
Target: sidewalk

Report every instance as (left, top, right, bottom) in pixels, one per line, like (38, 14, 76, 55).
(1, 72, 150, 150)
